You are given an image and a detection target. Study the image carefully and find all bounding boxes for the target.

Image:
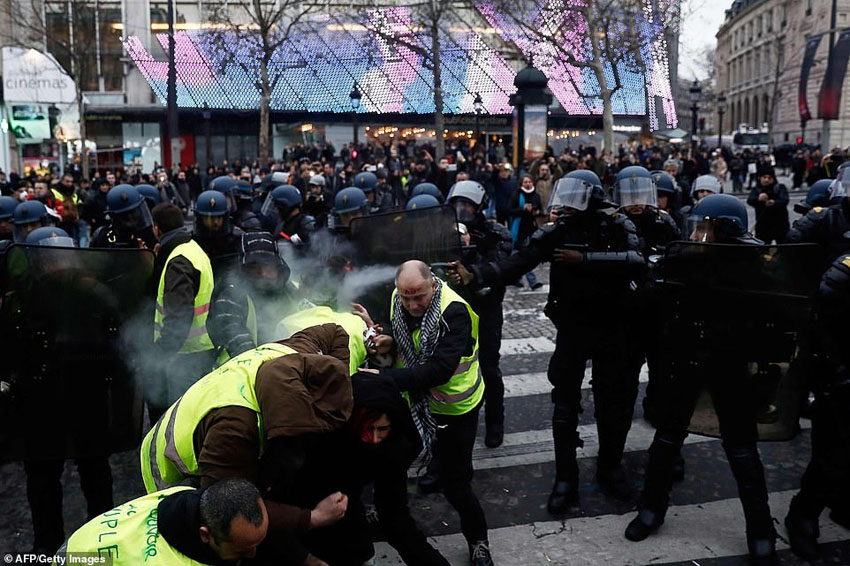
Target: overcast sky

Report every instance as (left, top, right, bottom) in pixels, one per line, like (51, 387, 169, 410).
(677, 0, 730, 81)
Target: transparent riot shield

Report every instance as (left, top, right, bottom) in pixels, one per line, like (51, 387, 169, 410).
(0, 244, 155, 460)
(347, 205, 462, 323)
(661, 242, 822, 441)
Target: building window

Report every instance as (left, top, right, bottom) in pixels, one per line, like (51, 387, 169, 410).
(99, 1, 123, 92)
(45, 1, 98, 91)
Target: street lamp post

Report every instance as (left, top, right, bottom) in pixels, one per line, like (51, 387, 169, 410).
(473, 92, 483, 156)
(349, 84, 362, 153)
(689, 80, 702, 150)
(716, 93, 727, 150)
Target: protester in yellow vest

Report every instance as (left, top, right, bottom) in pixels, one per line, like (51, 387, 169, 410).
(56, 478, 268, 566)
(141, 324, 353, 566)
(276, 305, 371, 375)
(361, 260, 493, 566)
(149, 203, 216, 423)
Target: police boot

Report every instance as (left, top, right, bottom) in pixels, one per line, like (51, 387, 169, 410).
(468, 540, 495, 566)
(725, 446, 777, 566)
(596, 426, 633, 501)
(785, 495, 820, 560)
(548, 406, 580, 514)
(625, 508, 665, 542)
(484, 406, 504, 448)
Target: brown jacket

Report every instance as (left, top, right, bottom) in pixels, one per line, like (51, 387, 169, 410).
(193, 323, 353, 531)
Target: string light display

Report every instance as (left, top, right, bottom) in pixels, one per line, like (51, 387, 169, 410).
(122, 2, 676, 128)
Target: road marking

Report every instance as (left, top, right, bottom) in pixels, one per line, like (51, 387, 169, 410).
(503, 366, 649, 398)
(500, 336, 556, 356)
(375, 489, 846, 565)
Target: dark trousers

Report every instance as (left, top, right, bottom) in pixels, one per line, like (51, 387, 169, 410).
(640, 360, 774, 540)
(791, 391, 850, 519)
(431, 402, 488, 544)
(24, 457, 114, 553)
(548, 317, 636, 479)
(302, 497, 374, 566)
(471, 289, 505, 428)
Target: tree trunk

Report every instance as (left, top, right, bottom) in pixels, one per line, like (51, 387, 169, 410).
(258, 57, 271, 167)
(431, 20, 445, 159)
(585, 13, 614, 153)
(77, 86, 88, 181)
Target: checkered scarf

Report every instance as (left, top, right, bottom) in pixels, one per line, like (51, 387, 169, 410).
(392, 277, 443, 469)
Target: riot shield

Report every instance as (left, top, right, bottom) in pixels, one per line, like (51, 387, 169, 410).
(347, 205, 462, 322)
(0, 244, 154, 460)
(661, 242, 822, 441)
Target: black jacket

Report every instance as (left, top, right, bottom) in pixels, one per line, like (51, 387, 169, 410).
(625, 207, 681, 257)
(90, 223, 157, 250)
(380, 301, 474, 393)
(747, 182, 790, 233)
(786, 199, 850, 264)
(815, 253, 850, 386)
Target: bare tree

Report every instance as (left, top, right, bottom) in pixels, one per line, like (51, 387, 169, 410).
(356, 0, 455, 158)
(2, 0, 99, 179)
(205, 1, 320, 166)
(489, 0, 665, 152)
(764, 2, 803, 145)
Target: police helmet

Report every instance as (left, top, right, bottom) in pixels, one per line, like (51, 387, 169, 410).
(13, 200, 48, 225)
(136, 184, 162, 207)
(208, 175, 238, 194)
(406, 194, 441, 210)
(828, 163, 850, 201)
(691, 175, 721, 198)
(0, 195, 18, 220)
(264, 171, 290, 192)
(334, 187, 369, 215)
(794, 179, 834, 214)
(195, 190, 230, 217)
(411, 183, 443, 203)
(688, 194, 757, 244)
(565, 169, 603, 192)
(447, 180, 487, 223)
(651, 171, 677, 195)
(25, 226, 75, 247)
(353, 172, 379, 193)
(308, 175, 326, 188)
(106, 184, 144, 214)
(234, 180, 255, 202)
(614, 166, 657, 208)
(264, 184, 302, 219)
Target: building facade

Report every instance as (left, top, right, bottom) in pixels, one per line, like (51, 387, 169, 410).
(715, 0, 850, 149)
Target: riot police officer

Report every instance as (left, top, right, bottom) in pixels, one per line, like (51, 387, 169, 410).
(456, 170, 644, 510)
(679, 175, 721, 232)
(193, 189, 242, 273)
(267, 184, 315, 250)
(792, 179, 836, 215)
(11, 200, 51, 242)
(0, 195, 17, 252)
(332, 187, 370, 232)
(405, 194, 441, 210)
(231, 180, 263, 231)
(786, 168, 850, 262)
(613, 167, 680, 426)
(651, 170, 685, 228)
(624, 194, 778, 566)
(90, 185, 157, 249)
(303, 174, 332, 228)
(784, 250, 850, 560)
(354, 171, 392, 214)
(447, 180, 512, 449)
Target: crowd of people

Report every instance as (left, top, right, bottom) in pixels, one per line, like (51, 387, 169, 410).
(1, 136, 849, 566)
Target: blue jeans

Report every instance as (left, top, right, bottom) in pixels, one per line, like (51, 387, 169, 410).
(524, 270, 539, 287)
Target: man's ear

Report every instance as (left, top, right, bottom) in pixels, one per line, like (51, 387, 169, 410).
(199, 525, 212, 545)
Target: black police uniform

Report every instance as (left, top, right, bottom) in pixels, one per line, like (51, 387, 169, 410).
(472, 208, 644, 503)
(785, 253, 850, 558)
(786, 200, 850, 263)
(91, 223, 157, 249)
(454, 215, 513, 444)
(195, 228, 243, 276)
(623, 207, 680, 423)
(274, 212, 316, 249)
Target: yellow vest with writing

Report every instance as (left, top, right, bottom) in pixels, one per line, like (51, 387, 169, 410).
(390, 283, 483, 416)
(277, 305, 367, 375)
(141, 343, 296, 493)
(60, 486, 204, 566)
(154, 240, 214, 354)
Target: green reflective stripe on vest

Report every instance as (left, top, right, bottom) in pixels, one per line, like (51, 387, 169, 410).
(140, 343, 296, 493)
(63, 486, 204, 566)
(277, 306, 367, 375)
(390, 283, 483, 416)
(214, 295, 259, 367)
(153, 240, 214, 354)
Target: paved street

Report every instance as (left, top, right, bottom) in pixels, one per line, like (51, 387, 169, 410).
(2, 205, 849, 564)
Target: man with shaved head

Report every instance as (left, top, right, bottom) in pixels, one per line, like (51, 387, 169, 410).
(365, 259, 494, 566)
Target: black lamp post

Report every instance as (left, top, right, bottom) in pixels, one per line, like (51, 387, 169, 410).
(689, 80, 702, 147)
(350, 84, 362, 150)
(716, 93, 726, 150)
(473, 92, 483, 154)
